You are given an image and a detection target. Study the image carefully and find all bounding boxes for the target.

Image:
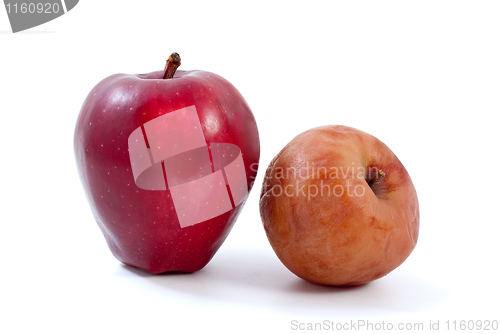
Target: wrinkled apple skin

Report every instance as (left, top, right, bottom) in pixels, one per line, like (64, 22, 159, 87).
(74, 69, 259, 274)
(260, 126, 418, 286)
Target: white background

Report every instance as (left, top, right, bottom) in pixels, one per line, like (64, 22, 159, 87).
(1, 1, 499, 333)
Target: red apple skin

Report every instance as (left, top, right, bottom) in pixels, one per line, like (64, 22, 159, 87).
(260, 126, 419, 286)
(74, 69, 259, 274)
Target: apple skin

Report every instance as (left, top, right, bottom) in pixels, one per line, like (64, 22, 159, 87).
(74, 69, 259, 274)
(259, 125, 418, 286)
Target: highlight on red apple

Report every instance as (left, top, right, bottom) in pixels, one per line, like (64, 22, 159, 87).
(74, 53, 260, 274)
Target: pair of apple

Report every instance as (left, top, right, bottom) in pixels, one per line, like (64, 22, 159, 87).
(74, 53, 419, 286)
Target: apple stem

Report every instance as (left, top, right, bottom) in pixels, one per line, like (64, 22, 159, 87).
(368, 169, 386, 188)
(162, 52, 181, 79)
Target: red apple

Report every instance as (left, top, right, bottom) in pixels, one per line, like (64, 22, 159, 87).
(74, 53, 260, 273)
(260, 125, 419, 286)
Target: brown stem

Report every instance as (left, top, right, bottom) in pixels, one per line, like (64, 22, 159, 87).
(162, 52, 181, 79)
(368, 169, 386, 188)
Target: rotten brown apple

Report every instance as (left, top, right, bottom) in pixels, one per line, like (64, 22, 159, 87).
(259, 125, 419, 286)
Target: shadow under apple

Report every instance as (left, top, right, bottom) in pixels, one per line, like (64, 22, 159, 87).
(117, 246, 448, 315)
